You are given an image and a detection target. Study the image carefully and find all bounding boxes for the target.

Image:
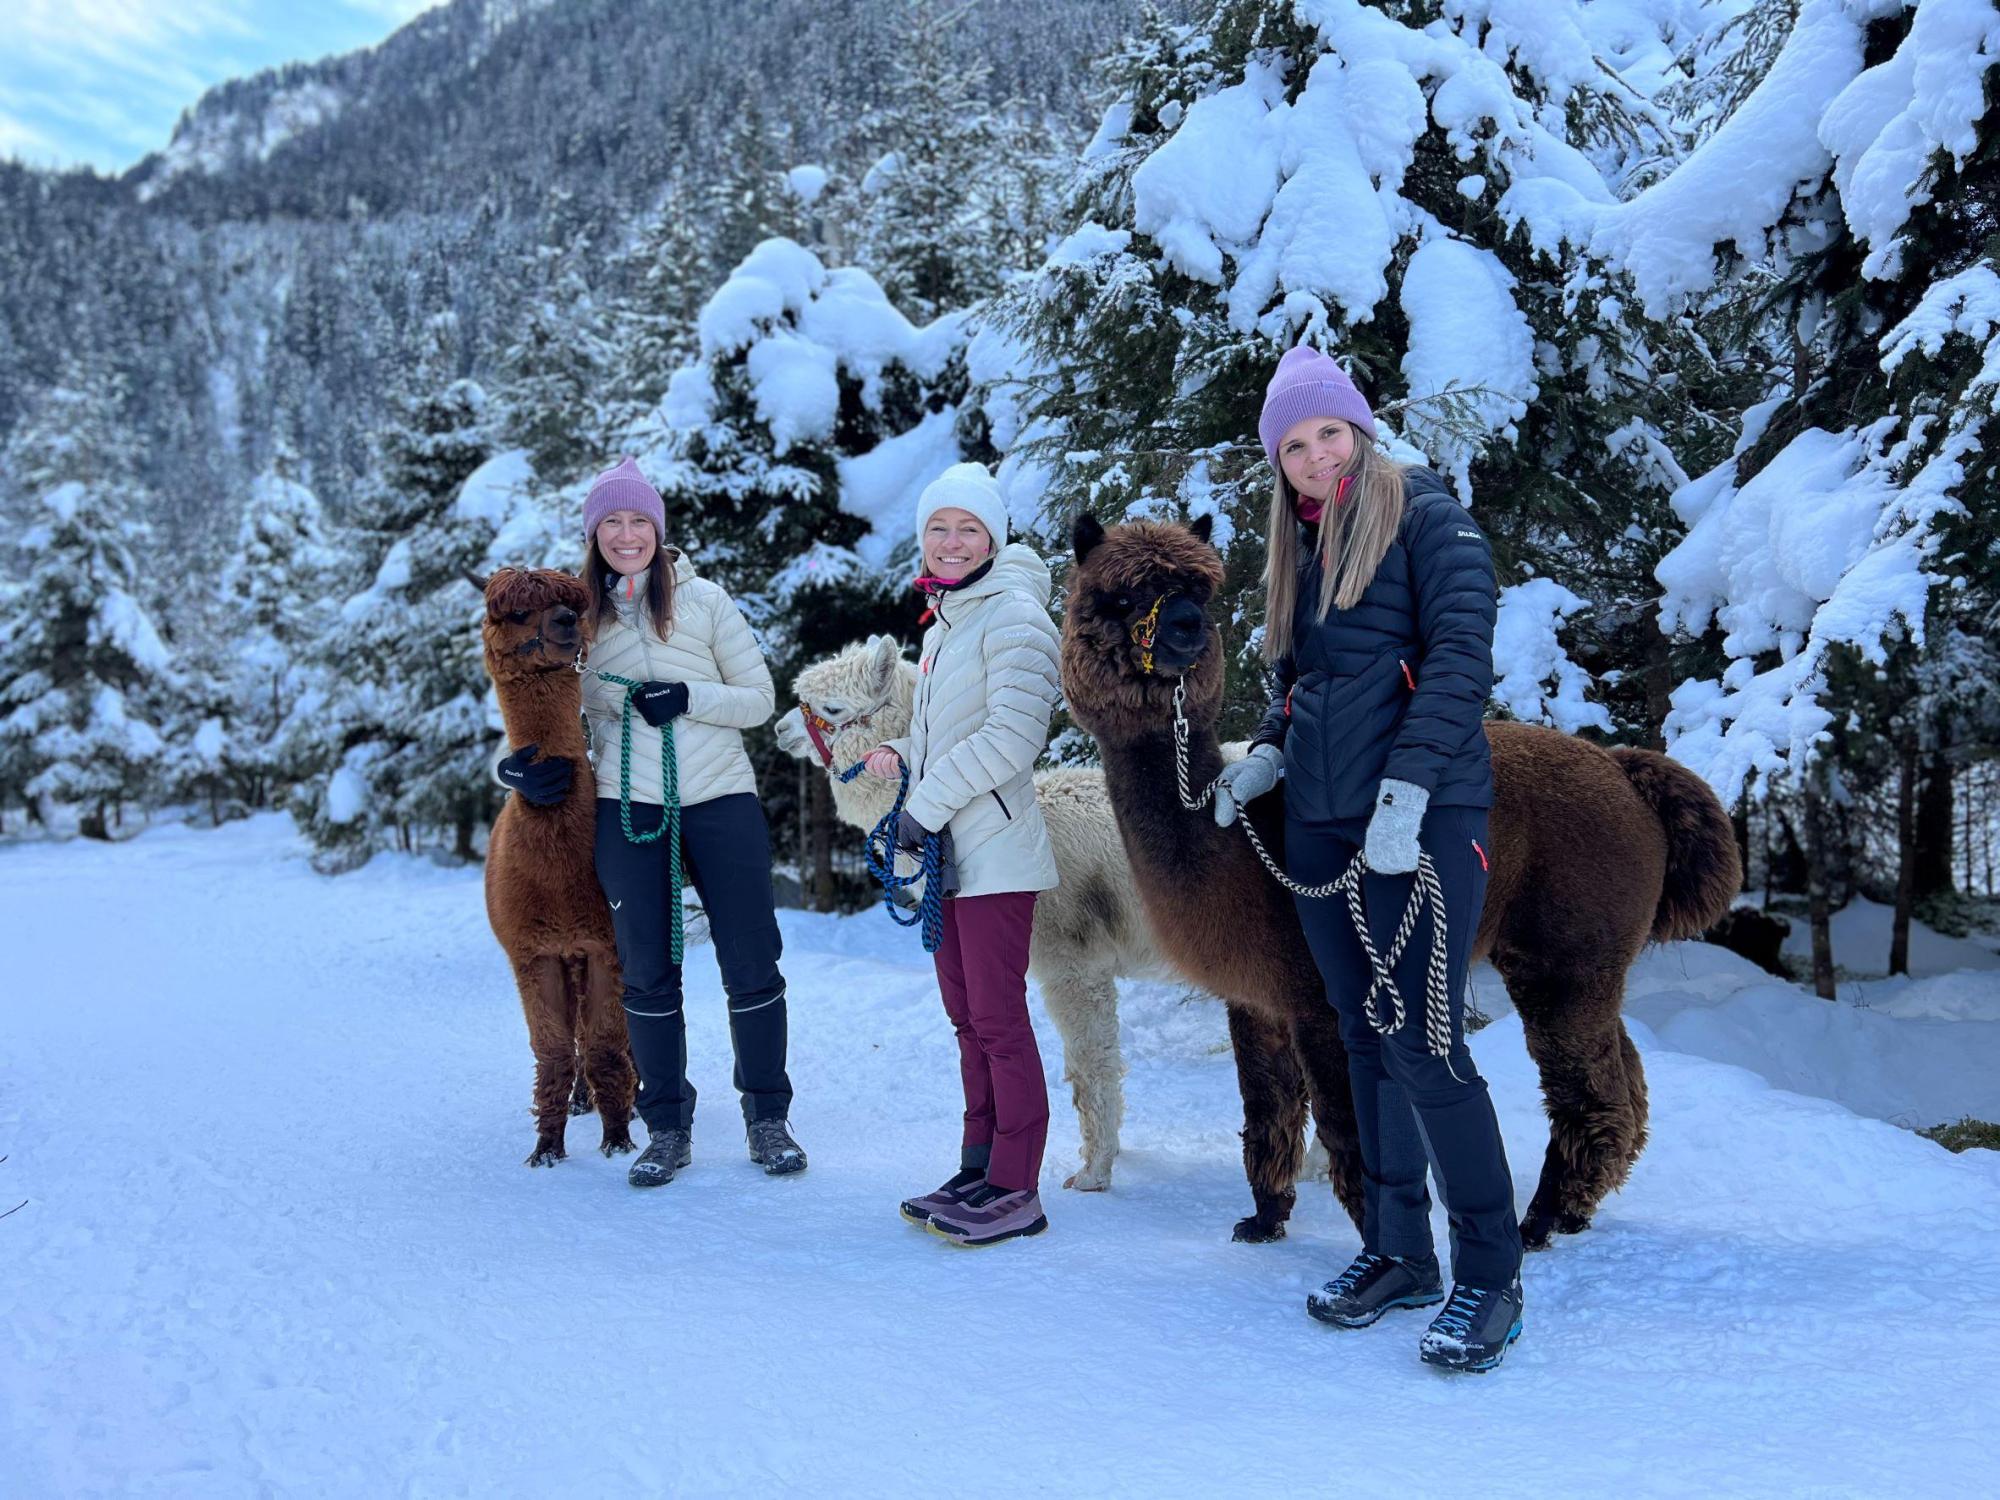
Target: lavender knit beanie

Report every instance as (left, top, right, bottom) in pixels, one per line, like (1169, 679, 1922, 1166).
(1257, 346, 1377, 462)
(582, 456, 667, 541)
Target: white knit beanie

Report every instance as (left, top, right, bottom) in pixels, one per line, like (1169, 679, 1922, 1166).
(914, 463, 1009, 559)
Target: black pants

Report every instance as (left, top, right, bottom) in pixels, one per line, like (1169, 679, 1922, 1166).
(1288, 804, 1522, 1289)
(595, 793, 792, 1134)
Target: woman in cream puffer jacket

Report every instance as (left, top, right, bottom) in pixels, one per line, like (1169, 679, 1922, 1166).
(492, 457, 804, 1188)
(868, 462, 1062, 1248)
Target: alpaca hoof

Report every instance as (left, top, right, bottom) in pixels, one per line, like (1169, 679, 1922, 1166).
(1231, 1215, 1286, 1244)
(599, 1132, 637, 1158)
(524, 1142, 567, 1168)
(1063, 1167, 1111, 1192)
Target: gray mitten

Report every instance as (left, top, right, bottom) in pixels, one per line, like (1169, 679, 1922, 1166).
(1213, 744, 1284, 827)
(1364, 779, 1430, 874)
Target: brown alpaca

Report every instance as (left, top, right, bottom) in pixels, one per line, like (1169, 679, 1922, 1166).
(477, 568, 636, 1166)
(1062, 516, 1740, 1247)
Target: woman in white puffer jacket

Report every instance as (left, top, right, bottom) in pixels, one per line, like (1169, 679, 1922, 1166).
(865, 463, 1062, 1248)
(493, 458, 805, 1189)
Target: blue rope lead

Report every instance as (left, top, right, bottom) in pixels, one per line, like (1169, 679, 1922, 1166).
(838, 758, 946, 954)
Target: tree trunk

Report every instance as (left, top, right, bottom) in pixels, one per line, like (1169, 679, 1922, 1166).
(1639, 610, 1673, 751)
(1802, 770, 1837, 1001)
(80, 801, 110, 841)
(1914, 747, 1955, 899)
(456, 812, 476, 862)
(1890, 728, 1916, 977)
(808, 770, 837, 914)
(796, 760, 813, 909)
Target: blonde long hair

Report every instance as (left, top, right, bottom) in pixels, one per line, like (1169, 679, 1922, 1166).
(1261, 429, 1407, 662)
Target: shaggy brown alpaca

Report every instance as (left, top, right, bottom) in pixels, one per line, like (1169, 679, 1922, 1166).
(1063, 515, 1741, 1247)
(477, 568, 636, 1166)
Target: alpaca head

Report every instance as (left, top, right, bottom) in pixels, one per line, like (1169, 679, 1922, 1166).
(477, 567, 590, 685)
(1062, 514, 1227, 740)
(776, 634, 915, 771)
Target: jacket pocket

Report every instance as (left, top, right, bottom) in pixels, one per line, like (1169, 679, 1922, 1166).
(990, 789, 1013, 821)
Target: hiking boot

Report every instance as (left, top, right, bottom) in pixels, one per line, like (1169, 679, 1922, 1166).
(627, 1126, 691, 1188)
(900, 1168, 986, 1225)
(1306, 1250, 1445, 1328)
(927, 1184, 1047, 1247)
(747, 1118, 808, 1176)
(1419, 1279, 1525, 1373)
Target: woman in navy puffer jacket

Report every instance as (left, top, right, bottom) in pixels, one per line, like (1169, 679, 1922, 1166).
(1212, 347, 1524, 1374)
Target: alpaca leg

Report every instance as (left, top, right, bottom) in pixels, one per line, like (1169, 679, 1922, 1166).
(515, 953, 575, 1167)
(1618, 1024, 1650, 1173)
(566, 957, 594, 1114)
(1037, 959, 1124, 1191)
(1226, 1005, 1308, 1243)
(1288, 1001, 1365, 1236)
(1510, 975, 1643, 1248)
(581, 945, 638, 1157)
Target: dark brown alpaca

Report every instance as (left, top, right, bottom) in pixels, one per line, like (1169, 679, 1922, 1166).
(1062, 516, 1740, 1247)
(477, 568, 636, 1166)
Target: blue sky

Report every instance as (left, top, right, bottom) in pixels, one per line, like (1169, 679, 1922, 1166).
(1, 1, 440, 175)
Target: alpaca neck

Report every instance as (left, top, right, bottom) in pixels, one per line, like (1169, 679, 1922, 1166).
(1097, 720, 1231, 866)
(498, 671, 590, 763)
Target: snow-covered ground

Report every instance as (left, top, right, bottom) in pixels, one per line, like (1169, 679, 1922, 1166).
(6, 815, 1999, 1496)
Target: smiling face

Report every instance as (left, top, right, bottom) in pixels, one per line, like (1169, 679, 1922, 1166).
(479, 568, 590, 680)
(921, 507, 994, 581)
(596, 509, 658, 577)
(1277, 415, 1355, 503)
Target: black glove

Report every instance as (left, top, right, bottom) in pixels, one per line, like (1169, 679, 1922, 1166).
(896, 812, 960, 897)
(497, 744, 572, 807)
(634, 681, 690, 727)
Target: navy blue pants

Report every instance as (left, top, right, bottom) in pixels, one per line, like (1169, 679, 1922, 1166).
(1288, 804, 1522, 1289)
(594, 793, 792, 1134)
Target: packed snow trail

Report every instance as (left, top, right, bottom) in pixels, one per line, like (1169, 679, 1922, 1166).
(5, 816, 1998, 1496)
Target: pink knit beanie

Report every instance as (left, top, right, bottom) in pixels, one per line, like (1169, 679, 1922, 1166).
(582, 457, 667, 541)
(1257, 346, 1377, 462)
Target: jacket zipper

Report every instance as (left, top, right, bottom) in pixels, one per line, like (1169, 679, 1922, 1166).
(990, 790, 1012, 821)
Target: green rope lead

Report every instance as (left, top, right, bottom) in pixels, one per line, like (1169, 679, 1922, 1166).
(595, 670, 683, 966)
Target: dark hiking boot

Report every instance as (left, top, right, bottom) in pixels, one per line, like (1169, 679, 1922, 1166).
(747, 1118, 808, 1176)
(927, 1184, 1047, 1247)
(900, 1168, 986, 1225)
(628, 1126, 692, 1188)
(1306, 1251, 1445, 1328)
(1419, 1279, 1525, 1373)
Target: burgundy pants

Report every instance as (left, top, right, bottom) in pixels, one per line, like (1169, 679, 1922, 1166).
(933, 891, 1048, 1192)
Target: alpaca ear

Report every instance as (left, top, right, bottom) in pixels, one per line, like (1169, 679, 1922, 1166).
(1188, 513, 1215, 546)
(464, 568, 491, 595)
(867, 634, 902, 693)
(1072, 513, 1106, 565)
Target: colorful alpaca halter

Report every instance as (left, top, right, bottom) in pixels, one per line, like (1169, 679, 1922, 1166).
(798, 700, 881, 769)
(1131, 594, 1165, 675)
(836, 756, 946, 954)
(592, 668, 684, 965)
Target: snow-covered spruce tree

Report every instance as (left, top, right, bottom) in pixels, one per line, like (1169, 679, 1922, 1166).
(287, 366, 496, 872)
(990, 0, 1720, 742)
(494, 189, 617, 485)
(0, 376, 173, 838)
(697, 100, 807, 284)
(605, 180, 714, 429)
(0, 482, 174, 840)
(1619, 0, 2000, 979)
(213, 452, 341, 809)
(635, 237, 989, 894)
(839, 0, 1020, 322)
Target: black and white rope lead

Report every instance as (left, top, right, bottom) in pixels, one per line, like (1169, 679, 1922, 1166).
(1171, 678, 1460, 1069)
